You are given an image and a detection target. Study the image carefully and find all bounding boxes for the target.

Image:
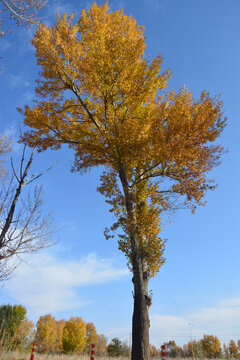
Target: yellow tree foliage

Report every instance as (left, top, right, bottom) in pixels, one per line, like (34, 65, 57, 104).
(55, 319, 66, 353)
(85, 322, 98, 354)
(21, 2, 225, 278)
(229, 340, 239, 358)
(36, 314, 57, 353)
(62, 316, 86, 354)
(21, 3, 226, 359)
(238, 340, 240, 350)
(201, 335, 222, 358)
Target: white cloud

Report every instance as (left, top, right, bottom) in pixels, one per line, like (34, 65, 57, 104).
(5, 252, 129, 318)
(219, 298, 240, 307)
(150, 313, 191, 346)
(191, 304, 240, 328)
(9, 74, 29, 89)
(150, 299, 240, 347)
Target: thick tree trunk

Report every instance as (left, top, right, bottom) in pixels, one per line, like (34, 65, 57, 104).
(118, 166, 151, 360)
(131, 252, 151, 360)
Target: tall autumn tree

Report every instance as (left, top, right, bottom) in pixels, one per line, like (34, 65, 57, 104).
(36, 314, 57, 353)
(62, 317, 86, 354)
(21, 3, 226, 359)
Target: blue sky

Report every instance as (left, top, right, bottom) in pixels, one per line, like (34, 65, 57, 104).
(0, 0, 240, 349)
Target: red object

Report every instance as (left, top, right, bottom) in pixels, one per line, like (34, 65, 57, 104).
(90, 343, 95, 360)
(161, 344, 166, 360)
(30, 342, 36, 360)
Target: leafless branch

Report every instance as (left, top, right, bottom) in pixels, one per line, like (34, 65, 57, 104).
(0, 144, 56, 282)
(0, 0, 48, 27)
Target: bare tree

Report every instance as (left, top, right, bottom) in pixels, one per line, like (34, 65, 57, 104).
(0, 144, 55, 282)
(0, 0, 47, 33)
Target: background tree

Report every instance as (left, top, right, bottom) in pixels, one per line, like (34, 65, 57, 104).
(223, 343, 230, 358)
(55, 319, 66, 353)
(187, 340, 204, 359)
(107, 337, 123, 357)
(150, 344, 158, 357)
(201, 335, 222, 358)
(165, 340, 183, 358)
(11, 317, 34, 351)
(84, 322, 98, 355)
(96, 333, 107, 356)
(228, 340, 239, 358)
(122, 340, 131, 357)
(182, 344, 189, 358)
(21, 3, 226, 359)
(62, 316, 86, 354)
(36, 314, 57, 353)
(0, 145, 55, 282)
(0, 304, 33, 351)
(0, 304, 26, 337)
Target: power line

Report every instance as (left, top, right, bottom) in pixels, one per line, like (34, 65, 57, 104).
(154, 334, 240, 337)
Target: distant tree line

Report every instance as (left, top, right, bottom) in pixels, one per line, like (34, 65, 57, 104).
(1, 304, 240, 358)
(163, 338, 240, 359)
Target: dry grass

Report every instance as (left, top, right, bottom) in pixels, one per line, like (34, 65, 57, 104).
(0, 352, 133, 360)
(0, 355, 225, 360)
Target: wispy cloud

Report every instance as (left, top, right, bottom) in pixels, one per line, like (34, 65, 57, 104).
(191, 301, 240, 330)
(144, 0, 168, 13)
(46, 0, 77, 22)
(4, 252, 129, 318)
(150, 298, 240, 346)
(9, 74, 29, 90)
(150, 313, 190, 346)
(108, 0, 126, 12)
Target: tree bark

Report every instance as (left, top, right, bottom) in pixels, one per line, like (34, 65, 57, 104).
(118, 165, 151, 360)
(131, 250, 151, 360)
